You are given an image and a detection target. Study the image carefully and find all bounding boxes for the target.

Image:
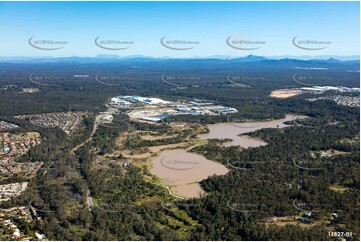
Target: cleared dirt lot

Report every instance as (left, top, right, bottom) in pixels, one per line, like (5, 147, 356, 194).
(270, 89, 302, 98)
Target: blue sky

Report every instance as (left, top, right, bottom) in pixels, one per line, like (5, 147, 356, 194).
(0, 1, 359, 58)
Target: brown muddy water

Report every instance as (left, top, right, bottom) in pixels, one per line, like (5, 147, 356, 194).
(199, 114, 307, 148)
(150, 149, 228, 198)
(151, 114, 307, 198)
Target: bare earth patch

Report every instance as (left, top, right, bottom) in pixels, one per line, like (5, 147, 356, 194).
(330, 185, 349, 193)
(148, 142, 190, 153)
(270, 89, 302, 98)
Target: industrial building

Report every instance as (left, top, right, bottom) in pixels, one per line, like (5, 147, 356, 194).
(108, 95, 239, 123)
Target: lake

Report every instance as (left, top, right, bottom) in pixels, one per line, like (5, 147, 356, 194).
(150, 149, 228, 198)
(150, 114, 307, 198)
(199, 114, 307, 148)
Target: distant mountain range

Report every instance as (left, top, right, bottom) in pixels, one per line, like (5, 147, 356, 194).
(0, 54, 359, 64)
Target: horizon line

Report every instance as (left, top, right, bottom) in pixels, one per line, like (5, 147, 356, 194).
(0, 54, 359, 61)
